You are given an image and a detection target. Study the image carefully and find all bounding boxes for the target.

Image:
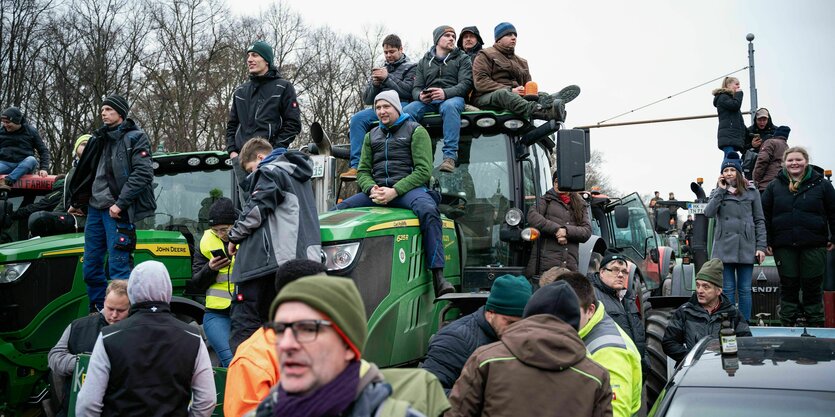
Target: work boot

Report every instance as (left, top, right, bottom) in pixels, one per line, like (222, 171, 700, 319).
(0, 178, 12, 191)
(552, 84, 581, 104)
(439, 158, 455, 173)
(531, 99, 566, 122)
(432, 268, 454, 297)
(340, 167, 358, 179)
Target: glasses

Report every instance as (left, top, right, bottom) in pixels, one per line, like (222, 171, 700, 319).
(211, 226, 231, 235)
(603, 267, 628, 276)
(263, 320, 332, 343)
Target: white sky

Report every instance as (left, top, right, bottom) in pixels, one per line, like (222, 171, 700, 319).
(230, 0, 835, 201)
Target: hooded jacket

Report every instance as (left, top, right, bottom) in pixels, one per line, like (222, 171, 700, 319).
(525, 189, 592, 275)
(713, 88, 747, 152)
(226, 68, 302, 152)
(662, 292, 751, 363)
(746, 108, 776, 148)
(589, 272, 647, 360)
(363, 54, 417, 105)
(356, 115, 433, 197)
(447, 314, 612, 417)
(411, 47, 473, 102)
(704, 182, 767, 264)
(762, 168, 835, 248)
(228, 150, 321, 282)
(456, 26, 483, 59)
(752, 134, 788, 191)
(471, 43, 531, 99)
(0, 122, 51, 169)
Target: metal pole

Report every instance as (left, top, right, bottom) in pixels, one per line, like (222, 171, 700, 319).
(747, 33, 758, 123)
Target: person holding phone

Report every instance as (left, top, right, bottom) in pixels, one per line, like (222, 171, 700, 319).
(704, 153, 766, 322)
(190, 197, 237, 367)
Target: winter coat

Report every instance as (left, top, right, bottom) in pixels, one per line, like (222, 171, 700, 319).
(713, 88, 747, 152)
(356, 115, 433, 197)
(525, 189, 592, 275)
(225, 69, 302, 152)
(0, 123, 51, 169)
(762, 168, 835, 248)
(228, 150, 321, 282)
(746, 108, 776, 148)
(704, 184, 767, 264)
(446, 314, 612, 417)
(589, 272, 647, 360)
(753, 135, 788, 191)
(662, 293, 751, 363)
(411, 47, 473, 101)
(472, 44, 531, 99)
(363, 55, 417, 105)
(420, 307, 498, 392)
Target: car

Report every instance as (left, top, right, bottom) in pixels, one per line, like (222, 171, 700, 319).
(649, 335, 835, 417)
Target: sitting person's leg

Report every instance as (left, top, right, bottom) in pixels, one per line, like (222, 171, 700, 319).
(438, 97, 465, 172)
(7, 156, 38, 182)
(402, 101, 434, 123)
(334, 191, 375, 210)
(347, 108, 379, 170)
(473, 89, 535, 118)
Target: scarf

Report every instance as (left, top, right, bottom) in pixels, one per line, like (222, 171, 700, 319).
(493, 42, 515, 56)
(558, 192, 571, 205)
(787, 166, 811, 193)
(274, 360, 360, 417)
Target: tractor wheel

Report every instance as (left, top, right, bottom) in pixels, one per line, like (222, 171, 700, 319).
(645, 307, 674, 406)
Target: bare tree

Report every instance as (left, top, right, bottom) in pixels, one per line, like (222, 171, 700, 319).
(586, 149, 620, 196)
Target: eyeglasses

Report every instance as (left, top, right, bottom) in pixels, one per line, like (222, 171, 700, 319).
(211, 226, 231, 235)
(603, 267, 628, 276)
(263, 320, 332, 343)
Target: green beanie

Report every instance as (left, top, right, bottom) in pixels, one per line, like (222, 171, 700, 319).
(247, 40, 274, 67)
(696, 259, 724, 288)
(486, 274, 532, 317)
(270, 275, 368, 359)
(73, 134, 91, 157)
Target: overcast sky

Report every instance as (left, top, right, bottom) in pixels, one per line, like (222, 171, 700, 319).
(230, 0, 834, 202)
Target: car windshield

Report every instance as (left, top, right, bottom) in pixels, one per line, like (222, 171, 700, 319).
(662, 387, 835, 417)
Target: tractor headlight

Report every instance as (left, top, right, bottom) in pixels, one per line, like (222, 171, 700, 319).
(505, 208, 523, 226)
(521, 228, 540, 242)
(205, 156, 220, 166)
(503, 119, 524, 130)
(0, 262, 31, 284)
(322, 242, 360, 271)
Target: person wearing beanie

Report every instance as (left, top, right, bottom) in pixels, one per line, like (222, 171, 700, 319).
(190, 197, 238, 367)
(470, 22, 580, 124)
(753, 125, 790, 191)
(335, 89, 455, 298)
(342, 34, 417, 179)
(0, 106, 51, 190)
(77, 261, 216, 416)
(555, 273, 643, 417)
(67, 94, 155, 313)
(705, 152, 766, 322)
(252, 275, 424, 417)
(663, 259, 752, 364)
(457, 26, 484, 59)
(713, 76, 747, 157)
(402, 25, 472, 173)
(422, 274, 532, 392)
(447, 278, 612, 417)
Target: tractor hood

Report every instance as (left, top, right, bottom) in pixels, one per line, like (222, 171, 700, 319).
(319, 207, 454, 242)
(0, 230, 187, 263)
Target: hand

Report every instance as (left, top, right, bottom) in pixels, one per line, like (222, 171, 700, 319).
(766, 246, 773, 256)
(229, 151, 238, 159)
(108, 204, 122, 219)
(512, 86, 525, 96)
(68, 206, 85, 217)
(755, 250, 765, 264)
(37, 170, 48, 177)
(371, 186, 397, 205)
(419, 89, 433, 104)
(557, 236, 568, 245)
(717, 176, 728, 190)
(556, 227, 567, 239)
(371, 68, 388, 84)
(208, 256, 231, 271)
(430, 88, 446, 101)
(751, 136, 762, 148)
(227, 241, 238, 256)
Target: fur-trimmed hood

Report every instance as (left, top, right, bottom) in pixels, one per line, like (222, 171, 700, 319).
(712, 87, 735, 96)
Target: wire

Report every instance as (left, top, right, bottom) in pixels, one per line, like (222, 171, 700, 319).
(596, 66, 749, 125)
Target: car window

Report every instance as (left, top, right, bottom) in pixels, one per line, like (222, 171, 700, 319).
(662, 387, 835, 417)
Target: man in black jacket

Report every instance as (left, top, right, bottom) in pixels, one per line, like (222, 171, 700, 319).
(421, 274, 532, 393)
(0, 107, 50, 190)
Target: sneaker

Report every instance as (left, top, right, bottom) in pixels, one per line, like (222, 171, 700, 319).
(439, 158, 455, 173)
(552, 84, 581, 104)
(340, 167, 358, 179)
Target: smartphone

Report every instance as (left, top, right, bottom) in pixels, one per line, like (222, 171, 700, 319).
(210, 248, 229, 260)
(422, 88, 432, 95)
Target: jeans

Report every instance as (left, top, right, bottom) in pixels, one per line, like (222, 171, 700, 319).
(335, 187, 444, 269)
(83, 206, 133, 310)
(349, 103, 408, 168)
(203, 311, 233, 367)
(402, 97, 464, 161)
(722, 263, 753, 321)
(0, 156, 38, 181)
(721, 146, 739, 159)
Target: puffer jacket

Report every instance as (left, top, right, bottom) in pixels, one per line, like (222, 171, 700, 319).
(420, 307, 497, 392)
(363, 54, 417, 104)
(411, 47, 473, 101)
(0, 123, 50, 169)
(472, 44, 531, 99)
(589, 272, 646, 360)
(762, 168, 835, 248)
(752, 135, 788, 191)
(526, 189, 592, 275)
(713, 88, 747, 152)
(356, 114, 433, 197)
(662, 293, 751, 363)
(704, 183, 767, 264)
(447, 314, 612, 417)
(226, 68, 302, 152)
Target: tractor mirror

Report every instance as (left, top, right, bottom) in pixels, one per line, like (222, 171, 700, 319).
(614, 206, 629, 228)
(555, 129, 586, 192)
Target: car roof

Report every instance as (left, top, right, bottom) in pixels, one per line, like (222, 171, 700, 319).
(678, 336, 835, 392)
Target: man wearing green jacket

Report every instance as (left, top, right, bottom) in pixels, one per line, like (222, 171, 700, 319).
(334, 90, 453, 297)
(560, 272, 642, 417)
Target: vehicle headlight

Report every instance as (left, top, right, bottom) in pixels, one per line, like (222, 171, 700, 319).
(205, 156, 220, 165)
(505, 208, 523, 226)
(521, 228, 540, 242)
(322, 242, 361, 271)
(476, 117, 496, 127)
(503, 119, 524, 130)
(187, 157, 201, 166)
(0, 262, 31, 284)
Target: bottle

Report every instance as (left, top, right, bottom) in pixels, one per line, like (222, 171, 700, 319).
(719, 313, 738, 355)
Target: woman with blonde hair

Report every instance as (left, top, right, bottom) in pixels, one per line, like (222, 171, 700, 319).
(713, 76, 747, 157)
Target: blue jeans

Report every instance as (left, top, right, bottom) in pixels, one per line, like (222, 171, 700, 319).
(335, 187, 444, 269)
(0, 156, 38, 181)
(203, 311, 233, 367)
(349, 103, 408, 168)
(402, 97, 464, 161)
(83, 206, 133, 310)
(722, 263, 753, 321)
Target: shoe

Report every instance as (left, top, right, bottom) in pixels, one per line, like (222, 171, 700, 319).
(432, 269, 454, 297)
(439, 158, 455, 173)
(0, 178, 12, 191)
(552, 84, 581, 104)
(340, 167, 358, 179)
(531, 99, 566, 122)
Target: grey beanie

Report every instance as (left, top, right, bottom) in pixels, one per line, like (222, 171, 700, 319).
(127, 261, 173, 305)
(102, 94, 130, 119)
(433, 25, 455, 45)
(374, 90, 402, 115)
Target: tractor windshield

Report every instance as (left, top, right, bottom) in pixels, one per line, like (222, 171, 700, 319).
(609, 193, 658, 259)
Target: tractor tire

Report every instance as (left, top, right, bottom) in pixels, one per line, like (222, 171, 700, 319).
(645, 307, 674, 406)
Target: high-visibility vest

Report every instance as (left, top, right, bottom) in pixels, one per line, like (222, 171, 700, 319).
(199, 230, 235, 310)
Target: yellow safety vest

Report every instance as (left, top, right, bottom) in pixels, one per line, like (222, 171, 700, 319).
(199, 230, 235, 310)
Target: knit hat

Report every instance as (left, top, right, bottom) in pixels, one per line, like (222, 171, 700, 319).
(773, 125, 791, 139)
(755, 108, 770, 119)
(601, 251, 629, 270)
(127, 261, 173, 305)
(457, 26, 484, 49)
(485, 274, 532, 317)
(246, 40, 274, 67)
(374, 90, 402, 115)
(432, 25, 455, 45)
(523, 280, 582, 330)
(270, 275, 367, 360)
(720, 152, 743, 173)
(73, 134, 91, 156)
(102, 94, 130, 119)
(696, 259, 724, 288)
(1, 107, 23, 124)
(494, 22, 517, 42)
(208, 197, 236, 226)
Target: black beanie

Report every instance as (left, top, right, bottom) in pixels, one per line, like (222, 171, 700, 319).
(102, 94, 130, 119)
(1, 107, 23, 124)
(208, 197, 237, 226)
(523, 280, 581, 330)
(773, 125, 791, 139)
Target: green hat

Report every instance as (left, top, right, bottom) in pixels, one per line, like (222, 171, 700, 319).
(486, 274, 533, 317)
(247, 40, 274, 67)
(270, 275, 367, 360)
(696, 259, 724, 288)
(74, 134, 91, 156)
